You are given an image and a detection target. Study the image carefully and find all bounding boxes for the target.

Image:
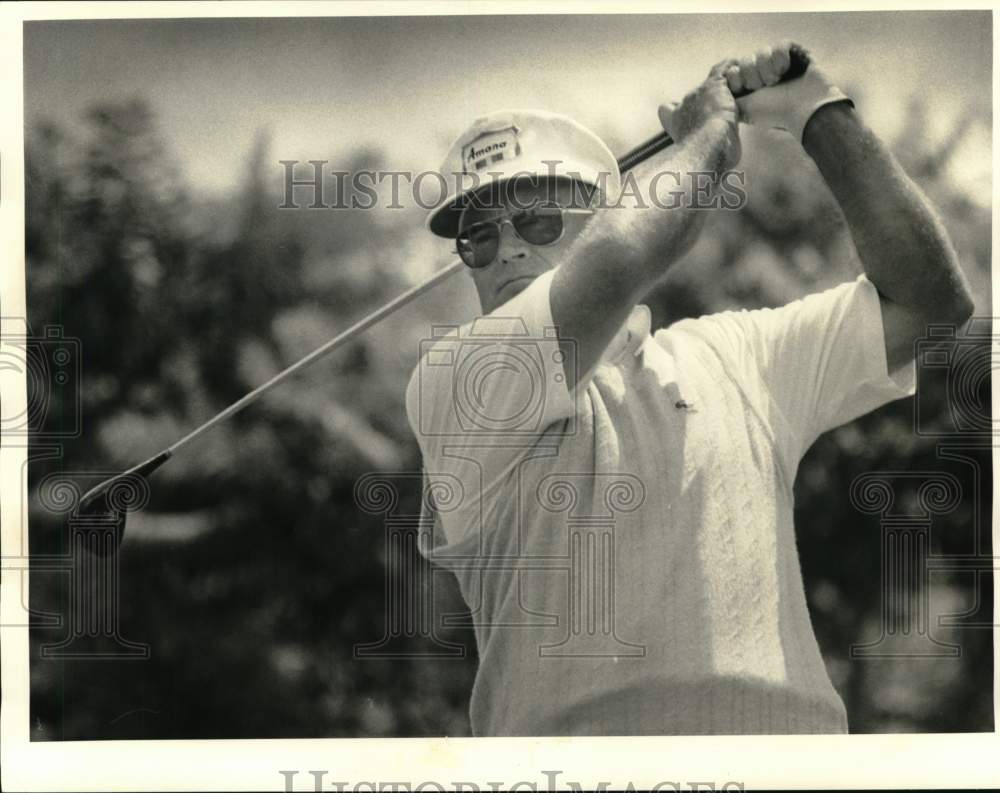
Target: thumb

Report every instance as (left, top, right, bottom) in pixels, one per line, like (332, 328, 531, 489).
(733, 92, 755, 124)
(735, 84, 791, 131)
(658, 102, 679, 139)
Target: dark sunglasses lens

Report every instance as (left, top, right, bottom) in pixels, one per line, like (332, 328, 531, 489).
(457, 223, 499, 268)
(512, 205, 563, 244)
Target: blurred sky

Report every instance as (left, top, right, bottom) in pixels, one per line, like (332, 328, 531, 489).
(24, 10, 992, 197)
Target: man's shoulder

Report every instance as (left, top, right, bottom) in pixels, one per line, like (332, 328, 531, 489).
(653, 306, 752, 356)
(652, 275, 870, 353)
(649, 307, 774, 411)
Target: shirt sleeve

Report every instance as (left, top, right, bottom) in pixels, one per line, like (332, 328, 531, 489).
(673, 274, 916, 464)
(404, 269, 578, 549)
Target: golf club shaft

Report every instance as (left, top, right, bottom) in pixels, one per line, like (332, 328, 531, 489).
(81, 131, 676, 504)
(166, 258, 467, 456)
(164, 133, 683, 458)
(155, 47, 816, 459)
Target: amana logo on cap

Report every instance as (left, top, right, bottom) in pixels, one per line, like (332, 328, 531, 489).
(461, 126, 521, 173)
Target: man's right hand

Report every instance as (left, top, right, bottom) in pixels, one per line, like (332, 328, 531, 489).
(728, 43, 852, 144)
(548, 59, 744, 390)
(658, 59, 742, 172)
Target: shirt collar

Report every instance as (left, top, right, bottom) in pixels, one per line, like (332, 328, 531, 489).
(603, 304, 651, 363)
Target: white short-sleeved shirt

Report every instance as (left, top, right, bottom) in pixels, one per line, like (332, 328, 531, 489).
(405, 268, 915, 736)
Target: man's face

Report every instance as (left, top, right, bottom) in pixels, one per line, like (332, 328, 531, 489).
(459, 177, 593, 314)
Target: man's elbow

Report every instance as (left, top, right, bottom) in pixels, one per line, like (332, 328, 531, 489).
(938, 258, 976, 327)
(919, 281, 975, 329)
(905, 210, 975, 326)
(946, 289, 975, 326)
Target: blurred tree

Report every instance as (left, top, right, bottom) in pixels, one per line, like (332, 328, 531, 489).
(27, 100, 476, 740)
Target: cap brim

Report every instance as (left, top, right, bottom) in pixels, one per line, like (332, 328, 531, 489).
(425, 159, 614, 239)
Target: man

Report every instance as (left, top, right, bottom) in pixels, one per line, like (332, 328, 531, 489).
(405, 43, 973, 736)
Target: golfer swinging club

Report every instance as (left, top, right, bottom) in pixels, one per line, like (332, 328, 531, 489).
(406, 43, 973, 735)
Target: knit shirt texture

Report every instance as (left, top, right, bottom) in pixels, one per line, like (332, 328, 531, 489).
(405, 269, 915, 736)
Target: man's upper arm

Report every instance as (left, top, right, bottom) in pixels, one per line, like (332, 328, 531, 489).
(878, 290, 941, 374)
(724, 275, 917, 460)
(550, 233, 649, 386)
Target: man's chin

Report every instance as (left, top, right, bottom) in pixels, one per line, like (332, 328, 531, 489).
(496, 275, 538, 304)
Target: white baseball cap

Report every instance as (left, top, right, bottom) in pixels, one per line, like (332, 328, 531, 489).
(426, 109, 621, 239)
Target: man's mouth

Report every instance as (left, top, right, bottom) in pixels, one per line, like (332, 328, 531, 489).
(498, 275, 537, 294)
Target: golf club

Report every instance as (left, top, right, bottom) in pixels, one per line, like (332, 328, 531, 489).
(74, 46, 810, 552)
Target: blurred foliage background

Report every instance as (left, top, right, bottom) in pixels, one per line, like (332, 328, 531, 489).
(21, 15, 992, 739)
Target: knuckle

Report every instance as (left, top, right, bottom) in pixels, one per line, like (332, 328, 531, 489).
(757, 48, 780, 81)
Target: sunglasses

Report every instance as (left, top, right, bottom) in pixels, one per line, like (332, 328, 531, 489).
(455, 202, 593, 269)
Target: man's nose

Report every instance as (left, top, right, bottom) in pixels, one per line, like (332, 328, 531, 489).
(496, 222, 528, 266)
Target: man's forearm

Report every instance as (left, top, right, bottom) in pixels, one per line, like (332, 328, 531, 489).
(802, 102, 974, 322)
(548, 68, 740, 384)
(593, 119, 733, 292)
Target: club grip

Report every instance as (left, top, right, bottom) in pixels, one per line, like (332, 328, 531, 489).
(732, 44, 810, 98)
(616, 44, 812, 173)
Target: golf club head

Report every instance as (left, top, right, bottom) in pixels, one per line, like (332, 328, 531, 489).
(75, 451, 171, 556)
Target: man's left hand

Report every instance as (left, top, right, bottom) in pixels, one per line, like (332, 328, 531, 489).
(727, 42, 853, 143)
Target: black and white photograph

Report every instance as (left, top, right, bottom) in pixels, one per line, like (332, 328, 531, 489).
(1, 3, 996, 790)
